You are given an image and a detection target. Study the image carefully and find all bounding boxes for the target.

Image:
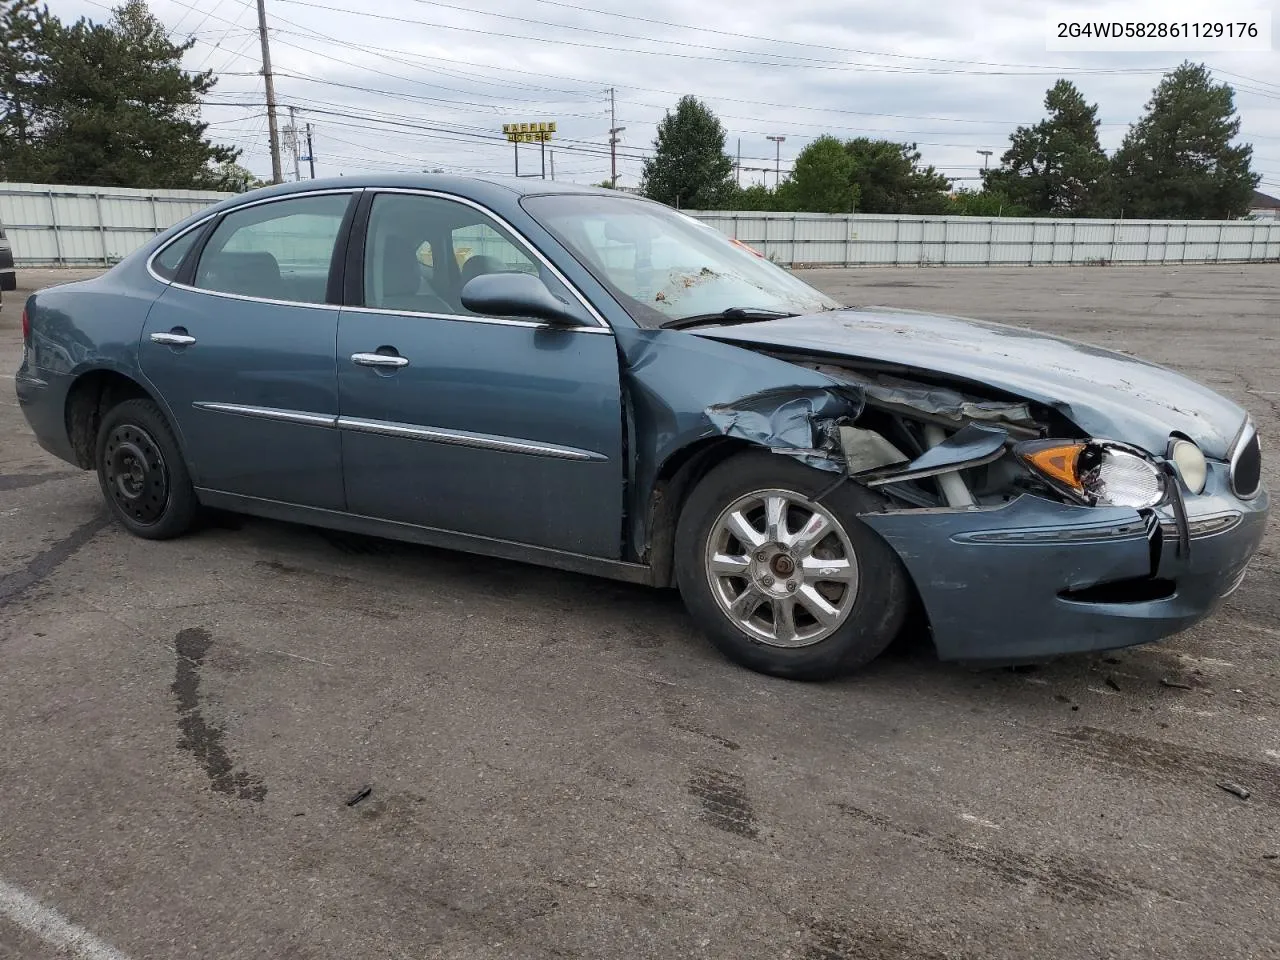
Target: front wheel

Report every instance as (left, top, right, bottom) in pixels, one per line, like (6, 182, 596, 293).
(95, 398, 198, 540)
(674, 451, 911, 680)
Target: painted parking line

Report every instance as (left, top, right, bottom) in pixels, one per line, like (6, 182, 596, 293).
(0, 878, 133, 960)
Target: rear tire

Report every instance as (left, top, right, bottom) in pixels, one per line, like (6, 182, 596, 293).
(95, 398, 197, 540)
(674, 450, 910, 681)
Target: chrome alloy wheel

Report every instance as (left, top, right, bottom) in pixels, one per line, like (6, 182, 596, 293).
(704, 488, 860, 648)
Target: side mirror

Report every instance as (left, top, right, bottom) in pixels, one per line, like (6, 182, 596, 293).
(460, 272, 589, 326)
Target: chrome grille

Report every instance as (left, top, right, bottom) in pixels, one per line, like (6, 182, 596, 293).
(1229, 422, 1261, 500)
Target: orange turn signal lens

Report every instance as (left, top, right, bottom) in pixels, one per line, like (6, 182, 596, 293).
(1022, 442, 1087, 491)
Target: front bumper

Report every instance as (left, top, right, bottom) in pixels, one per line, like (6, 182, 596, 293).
(862, 461, 1268, 662)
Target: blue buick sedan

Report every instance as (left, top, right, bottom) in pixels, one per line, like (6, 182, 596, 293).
(14, 175, 1268, 679)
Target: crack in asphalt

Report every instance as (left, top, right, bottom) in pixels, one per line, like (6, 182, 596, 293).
(172, 627, 267, 802)
(0, 513, 109, 609)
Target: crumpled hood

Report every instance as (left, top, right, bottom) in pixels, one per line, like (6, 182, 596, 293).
(695, 307, 1247, 459)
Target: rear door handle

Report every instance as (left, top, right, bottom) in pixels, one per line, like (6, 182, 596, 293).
(351, 352, 409, 369)
(151, 331, 197, 346)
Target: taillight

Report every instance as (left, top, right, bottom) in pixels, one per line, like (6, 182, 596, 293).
(21, 307, 30, 344)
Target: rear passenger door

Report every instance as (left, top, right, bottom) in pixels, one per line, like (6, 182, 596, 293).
(140, 190, 356, 509)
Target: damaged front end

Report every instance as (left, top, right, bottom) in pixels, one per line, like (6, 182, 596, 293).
(705, 354, 1093, 514)
(691, 350, 1266, 659)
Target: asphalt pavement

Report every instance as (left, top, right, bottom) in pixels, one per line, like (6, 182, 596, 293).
(1, 264, 1278, 960)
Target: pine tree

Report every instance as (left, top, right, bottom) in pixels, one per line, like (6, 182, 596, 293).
(843, 138, 951, 214)
(640, 96, 735, 209)
(982, 80, 1108, 216)
(1108, 62, 1258, 219)
(0, 0, 51, 178)
(36, 0, 239, 188)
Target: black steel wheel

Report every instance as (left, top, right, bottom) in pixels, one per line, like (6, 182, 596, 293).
(95, 398, 198, 539)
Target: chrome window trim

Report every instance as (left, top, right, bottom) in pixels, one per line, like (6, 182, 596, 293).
(148, 186, 615, 334)
(363, 187, 611, 330)
(337, 415, 607, 462)
(1227, 418, 1261, 500)
(192, 401, 337, 428)
(145, 187, 359, 288)
(164, 284, 345, 312)
(338, 303, 611, 333)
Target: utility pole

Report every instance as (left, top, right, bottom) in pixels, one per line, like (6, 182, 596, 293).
(767, 135, 785, 187)
(305, 123, 315, 178)
(256, 0, 283, 184)
(608, 87, 625, 189)
(977, 149, 992, 172)
(736, 138, 741, 187)
(286, 105, 301, 181)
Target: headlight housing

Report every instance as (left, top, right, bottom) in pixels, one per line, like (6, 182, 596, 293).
(1169, 439, 1207, 495)
(1018, 439, 1168, 509)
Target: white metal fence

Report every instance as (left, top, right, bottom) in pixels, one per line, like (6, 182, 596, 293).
(5, 182, 1280, 268)
(0, 182, 233, 266)
(687, 211, 1280, 267)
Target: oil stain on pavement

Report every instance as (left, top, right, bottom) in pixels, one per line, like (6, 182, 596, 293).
(0, 513, 108, 609)
(172, 626, 267, 802)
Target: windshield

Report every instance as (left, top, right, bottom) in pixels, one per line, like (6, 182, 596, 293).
(522, 193, 840, 328)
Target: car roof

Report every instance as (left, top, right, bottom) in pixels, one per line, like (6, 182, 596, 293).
(233, 172, 625, 202)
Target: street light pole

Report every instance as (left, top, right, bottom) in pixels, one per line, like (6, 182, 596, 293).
(767, 135, 786, 187)
(977, 149, 993, 172)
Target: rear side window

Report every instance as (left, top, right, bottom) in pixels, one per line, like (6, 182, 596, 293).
(192, 194, 350, 304)
(152, 228, 201, 281)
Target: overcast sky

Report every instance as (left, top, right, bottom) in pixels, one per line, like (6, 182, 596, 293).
(62, 0, 1280, 194)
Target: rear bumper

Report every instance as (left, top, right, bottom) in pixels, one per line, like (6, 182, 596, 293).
(862, 463, 1269, 662)
(14, 362, 78, 466)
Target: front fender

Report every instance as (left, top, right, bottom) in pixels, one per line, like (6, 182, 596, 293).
(614, 326, 861, 559)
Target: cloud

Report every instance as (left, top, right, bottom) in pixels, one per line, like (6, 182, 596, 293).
(59, 0, 1280, 191)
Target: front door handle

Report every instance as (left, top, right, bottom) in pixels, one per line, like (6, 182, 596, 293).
(151, 331, 197, 346)
(351, 352, 409, 369)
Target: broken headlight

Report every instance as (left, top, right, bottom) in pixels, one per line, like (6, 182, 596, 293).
(1018, 439, 1168, 509)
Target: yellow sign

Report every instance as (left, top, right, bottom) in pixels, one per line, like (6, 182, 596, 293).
(502, 121, 556, 143)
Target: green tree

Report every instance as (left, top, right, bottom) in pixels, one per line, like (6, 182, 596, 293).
(982, 80, 1108, 216)
(949, 188, 1030, 217)
(1108, 62, 1258, 219)
(0, 0, 51, 178)
(725, 182, 779, 210)
(844, 138, 951, 214)
(211, 159, 261, 192)
(640, 95, 735, 209)
(35, 0, 239, 188)
(789, 135, 858, 212)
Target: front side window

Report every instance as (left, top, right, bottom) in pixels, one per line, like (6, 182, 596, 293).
(362, 192, 567, 317)
(192, 193, 350, 304)
(523, 193, 839, 328)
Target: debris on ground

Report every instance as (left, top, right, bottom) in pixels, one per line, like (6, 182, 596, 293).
(346, 786, 373, 807)
(1105, 676, 1121, 692)
(1216, 782, 1250, 801)
(1160, 678, 1194, 690)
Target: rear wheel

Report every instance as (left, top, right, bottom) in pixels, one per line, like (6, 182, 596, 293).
(95, 398, 197, 540)
(674, 451, 910, 680)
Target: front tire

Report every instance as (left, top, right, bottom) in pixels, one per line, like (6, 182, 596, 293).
(674, 450, 910, 680)
(95, 398, 197, 540)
